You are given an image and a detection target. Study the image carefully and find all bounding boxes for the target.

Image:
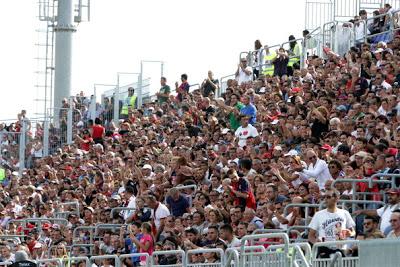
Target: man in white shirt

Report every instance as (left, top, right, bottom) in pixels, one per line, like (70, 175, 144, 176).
(235, 58, 252, 84)
(145, 194, 170, 231)
(308, 189, 355, 258)
(123, 186, 136, 221)
(386, 210, 400, 238)
(219, 224, 241, 248)
(235, 115, 259, 148)
(296, 150, 332, 189)
(355, 188, 400, 234)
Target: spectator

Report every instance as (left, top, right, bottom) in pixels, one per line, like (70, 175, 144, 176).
(166, 188, 190, 217)
(386, 209, 400, 238)
(175, 74, 189, 103)
(362, 215, 385, 239)
(156, 77, 171, 104)
(129, 222, 154, 265)
(200, 71, 219, 97)
(272, 48, 289, 77)
(234, 115, 259, 148)
(235, 58, 252, 84)
(253, 40, 266, 78)
(308, 189, 355, 258)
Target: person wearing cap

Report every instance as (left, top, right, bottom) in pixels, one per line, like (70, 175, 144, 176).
(355, 188, 400, 235)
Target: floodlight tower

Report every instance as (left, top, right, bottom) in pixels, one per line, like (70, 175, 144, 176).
(36, 0, 90, 120)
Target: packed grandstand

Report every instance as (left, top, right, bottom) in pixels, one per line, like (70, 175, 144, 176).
(1, 3, 400, 267)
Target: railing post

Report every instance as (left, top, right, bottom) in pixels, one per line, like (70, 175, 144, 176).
(67, 98, 73, 144)
(18, 119, 27, 177)
(90, 93, 96, 121)
(43, 118, 49, 156)
(138, 62, 143, 108)
(114, 77, 120, 126)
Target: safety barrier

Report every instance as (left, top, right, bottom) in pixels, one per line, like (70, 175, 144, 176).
(186, 248, 224, 267)
(94, 223, 123, 235)
(219, 74, 235, 96)
(239, 233, 291, 267)
(268, 243, 311, 267)
(151, 249, 185, 267)
(224, 248, 239, 267)
(119, 253, 150, 266)
(331, 178, 392, 203)
(311, 240, 359, 267)
(90, 255, 120, 267)
(369, 173, 400, 189)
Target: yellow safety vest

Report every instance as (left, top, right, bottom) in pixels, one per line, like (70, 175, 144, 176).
(121, 95, 137, 115)
(263, 51, 276, 76)
(0, 168, 5, 182)
(288, 43, 301, 67)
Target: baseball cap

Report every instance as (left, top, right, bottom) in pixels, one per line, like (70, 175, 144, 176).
(321, 144, 333, 151)
(387, 188, 400, 195)
(111, 195, 121, 201)
(284, 149, 298, 157)
(42, 223, 52, 230)
(336, 105, 347, 112)
(142, 164, 152, 171)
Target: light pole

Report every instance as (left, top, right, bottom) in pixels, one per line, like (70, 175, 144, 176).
(115, 72, 140, 125)
(138, 60, 165, 107)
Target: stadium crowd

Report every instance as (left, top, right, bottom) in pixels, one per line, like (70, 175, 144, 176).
(1, 5, 400, 267)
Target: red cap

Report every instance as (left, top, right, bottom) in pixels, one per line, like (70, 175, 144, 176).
(387, 188, 400, 195)
(321, 144, 333, 151)
(387, 148, 398, 156)
(42, 223, 52, 230)
(291, 87, 301, 93)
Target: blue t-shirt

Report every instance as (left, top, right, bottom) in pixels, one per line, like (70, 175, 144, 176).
(240, 104, 257, 125)
(125, 233, 143, 264)
(166, 195, 190, 217)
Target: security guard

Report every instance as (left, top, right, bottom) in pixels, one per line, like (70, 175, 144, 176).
(263, 45, 276, 76)
(120, 87, 137, 119)
(287, 35, 301, 76)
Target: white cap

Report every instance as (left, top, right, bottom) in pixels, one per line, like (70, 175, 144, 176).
(142, 164, 152, 170)
(284, 149, 298, 157)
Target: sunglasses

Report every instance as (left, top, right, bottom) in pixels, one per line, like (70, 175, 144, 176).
(324, 194, 337, 199)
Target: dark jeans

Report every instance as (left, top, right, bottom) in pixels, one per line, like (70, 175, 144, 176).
(317, 246, 345, 259)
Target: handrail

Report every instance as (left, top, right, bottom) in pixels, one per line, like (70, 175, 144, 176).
(0, 261, 13, 266)
(239, 233, 290, 267)
(329, 251, 343, 267)
(268, 242, 312, 262)
(311, 240, 359, 260)
(94, 223, 123, 235)
(119, 253, 150, 266)
(186, 248, 224, 265)
(224, 248, 239, 267)
(369, 173, 400, 189)
(151, 249, 185, 266)
(293, 244, 312, 267)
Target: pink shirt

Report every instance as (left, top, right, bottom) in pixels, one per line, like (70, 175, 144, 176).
(140, 233, 154, 261)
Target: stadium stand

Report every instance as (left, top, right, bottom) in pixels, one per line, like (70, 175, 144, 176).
(2, 3, 400, 267)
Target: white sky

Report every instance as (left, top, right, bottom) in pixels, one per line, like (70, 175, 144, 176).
(0, 0, 305, 121)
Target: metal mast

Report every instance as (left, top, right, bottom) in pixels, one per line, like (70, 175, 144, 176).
(36, 0, 90, 121)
